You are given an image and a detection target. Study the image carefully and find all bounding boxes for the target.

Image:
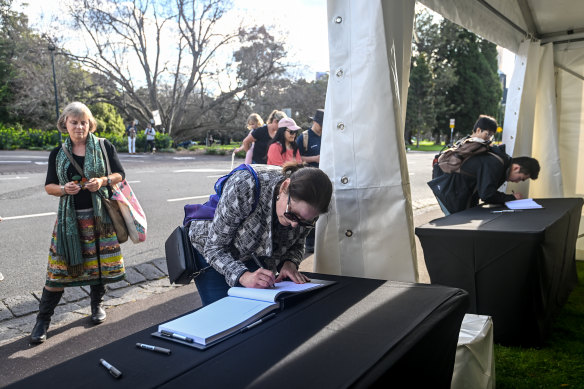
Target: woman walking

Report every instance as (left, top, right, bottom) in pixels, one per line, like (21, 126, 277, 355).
(266, 118, 302, 166)
(31, 102, 126, 343)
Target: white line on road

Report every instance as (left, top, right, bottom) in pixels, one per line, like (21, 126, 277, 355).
(127, 180, 141, 184)
(174, 169, 229, 173)
(173, 157, 196, 160)
(2, 155, 47, 159)
(0, 161, 32, 164)
(1, 212, 56, 220)
(167, 195, 210, 202)
(35, 162, 48, 165)
(0, 176, 29, 180)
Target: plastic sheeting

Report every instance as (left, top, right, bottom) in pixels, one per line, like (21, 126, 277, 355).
(451, 314, 495, 389)
(315, 0, 417, 281)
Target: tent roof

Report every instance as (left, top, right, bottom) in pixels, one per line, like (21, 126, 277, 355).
(419, 0, 584, 51)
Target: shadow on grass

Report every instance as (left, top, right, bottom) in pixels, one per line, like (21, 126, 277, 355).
(495, 261, 584, 388)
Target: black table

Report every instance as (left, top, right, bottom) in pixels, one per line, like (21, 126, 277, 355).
(9, 274, 468, 389)
(416, 198, 583, 346)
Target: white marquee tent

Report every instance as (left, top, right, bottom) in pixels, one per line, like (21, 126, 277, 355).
(315, 0, 584, 281)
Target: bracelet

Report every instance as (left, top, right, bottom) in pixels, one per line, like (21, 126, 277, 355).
(60, 185, 65, 196)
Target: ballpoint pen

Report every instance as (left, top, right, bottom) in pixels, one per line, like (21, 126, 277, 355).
(250, 253, 265, 269)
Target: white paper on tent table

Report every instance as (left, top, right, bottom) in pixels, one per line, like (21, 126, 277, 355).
(505, 198, 543, 210)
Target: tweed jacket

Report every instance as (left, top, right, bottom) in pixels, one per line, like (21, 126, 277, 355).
(189, 165, 312, 287)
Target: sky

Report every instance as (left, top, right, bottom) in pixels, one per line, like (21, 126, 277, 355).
(15, 0, 331, 81)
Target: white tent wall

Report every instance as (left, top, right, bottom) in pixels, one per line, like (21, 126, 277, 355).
(555, 42, 584, 259)
(314, 0, 418, 282)
(530, 43, 563, 199)
(501, 40, 540, 196)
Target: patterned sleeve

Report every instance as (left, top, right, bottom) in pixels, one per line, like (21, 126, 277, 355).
(203, 170, 257, 286)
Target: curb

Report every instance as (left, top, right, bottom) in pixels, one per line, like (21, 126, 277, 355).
(0, 258, 181, 346)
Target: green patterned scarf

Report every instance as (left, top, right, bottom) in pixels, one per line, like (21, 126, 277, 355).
(55, 133, 112, 273)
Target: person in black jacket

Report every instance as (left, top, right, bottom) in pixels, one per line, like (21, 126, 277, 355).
(432, 145, 540, 215)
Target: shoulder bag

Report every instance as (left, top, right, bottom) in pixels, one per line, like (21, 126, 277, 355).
(99, 139, 147, 243)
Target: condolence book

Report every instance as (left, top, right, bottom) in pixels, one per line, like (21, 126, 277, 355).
(154, 280, 333, 349)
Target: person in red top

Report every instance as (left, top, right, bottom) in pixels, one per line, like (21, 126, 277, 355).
(267, 118, 303, 166)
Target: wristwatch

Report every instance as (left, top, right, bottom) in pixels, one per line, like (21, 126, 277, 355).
(107, 176, 112, 186)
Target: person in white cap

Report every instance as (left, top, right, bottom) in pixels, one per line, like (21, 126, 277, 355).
(267, 118, 302, 166)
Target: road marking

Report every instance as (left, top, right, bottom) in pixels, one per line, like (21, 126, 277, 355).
(167, 195, 210, 202)
(173, 157, 196, 160)
(0, 176, 29, 180)
(174, 169, 229, 173)
(3, 155, 47, 159)
(35, 162, 48, 165)
(2, 212, 56, 220)
(0, 161, 32, 164)
(127, 180, 141, 184)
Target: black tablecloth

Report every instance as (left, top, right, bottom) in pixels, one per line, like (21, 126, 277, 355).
(9, 274, 468, 389)
(416, 198, 583, 346)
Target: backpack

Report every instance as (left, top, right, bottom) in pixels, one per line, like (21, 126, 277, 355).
(432, 138, 496, 178)
(183, 164, 260, 228)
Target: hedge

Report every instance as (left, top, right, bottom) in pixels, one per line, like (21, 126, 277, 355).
(0, 126, 172, 152)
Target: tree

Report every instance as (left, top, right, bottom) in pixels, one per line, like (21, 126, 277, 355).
(433, 20, 502, 143)
(405, 53, 435, 146)
(407, 10, 502, 145)
(64, 0, 287, 141)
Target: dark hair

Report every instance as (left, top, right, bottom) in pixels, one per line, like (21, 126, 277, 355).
(282, 162, 333, 214)
(271, 127, 299, 158)
(473, 115, 498, 133)
(511, 156, 540, 179)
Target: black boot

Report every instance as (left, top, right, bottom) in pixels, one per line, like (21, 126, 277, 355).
(90, 284, 107, 324)
(30, 288, 63, 344)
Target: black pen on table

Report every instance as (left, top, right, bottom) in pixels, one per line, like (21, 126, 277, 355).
(160, 330, 194, 343)
(99, 358, 122, 378)
(136, 342, 171, 355)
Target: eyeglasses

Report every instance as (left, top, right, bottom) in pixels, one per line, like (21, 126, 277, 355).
(285, 129, 298, 135)
(284, 194, 318, 227)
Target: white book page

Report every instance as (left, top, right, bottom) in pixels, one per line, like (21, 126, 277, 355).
(228, 281, 326, 302)
(158, 296, 276, 345)
(505, 198, 543, 209)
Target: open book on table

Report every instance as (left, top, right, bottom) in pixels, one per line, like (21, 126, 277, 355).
(153, 279, 334, 349)
(505, 198, 543, 210)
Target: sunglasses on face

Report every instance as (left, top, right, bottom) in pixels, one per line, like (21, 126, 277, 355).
(284, 194, 318, 227)
(285, 129, 298, 135)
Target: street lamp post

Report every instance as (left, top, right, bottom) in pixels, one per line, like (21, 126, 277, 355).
(48, 44, 61, 142)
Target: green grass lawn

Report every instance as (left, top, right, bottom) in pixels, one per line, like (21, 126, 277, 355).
(495, 261, 584, 388)
(406, 141, 445, 152)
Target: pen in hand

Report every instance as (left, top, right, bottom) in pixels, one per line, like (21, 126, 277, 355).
(250, 253, 265, 269)
(250, 253, 276, 288)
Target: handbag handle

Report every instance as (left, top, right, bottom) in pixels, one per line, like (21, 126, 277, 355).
(98, 138, 113, 177)
(60, 145, 84, 177)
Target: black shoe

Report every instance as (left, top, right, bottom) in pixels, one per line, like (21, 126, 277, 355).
(30, 319, 50, 344)
(91, 305, 106, 324)
(30, 288, 63, 344)
(90, 284, 107, 324)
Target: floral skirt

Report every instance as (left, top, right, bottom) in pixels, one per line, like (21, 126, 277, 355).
(46, 208, 125, 288)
